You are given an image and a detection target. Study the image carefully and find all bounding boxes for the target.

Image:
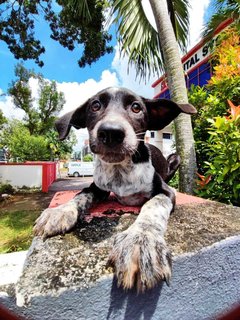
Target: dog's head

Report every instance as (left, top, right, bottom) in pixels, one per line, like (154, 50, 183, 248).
(56, 87, 196, 163)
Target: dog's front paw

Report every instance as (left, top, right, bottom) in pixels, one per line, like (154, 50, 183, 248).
(33, 201, 78, 239)
(107, 226, 172, 292)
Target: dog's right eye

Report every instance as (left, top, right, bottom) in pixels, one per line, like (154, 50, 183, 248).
(91, 101, 101, 112)
(131, 102, 142, 114)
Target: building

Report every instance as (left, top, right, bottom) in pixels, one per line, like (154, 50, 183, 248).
(149, 18, 233, 155)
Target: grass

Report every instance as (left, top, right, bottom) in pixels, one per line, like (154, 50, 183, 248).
(0, 209, 40, 253)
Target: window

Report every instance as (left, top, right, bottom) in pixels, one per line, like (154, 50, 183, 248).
(163, 133, 172, 139)
(151, 131, 155, 138)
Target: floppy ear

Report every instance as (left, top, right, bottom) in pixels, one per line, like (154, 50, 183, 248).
(143, 98, 197, 130)
(55, 102, 88, 140)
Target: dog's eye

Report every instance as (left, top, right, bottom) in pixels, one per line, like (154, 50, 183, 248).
(91, 100, 101, 112)
(131, 102, 142, 114)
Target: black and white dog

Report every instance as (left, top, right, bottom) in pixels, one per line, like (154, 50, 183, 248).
(34, 87, 196, 292)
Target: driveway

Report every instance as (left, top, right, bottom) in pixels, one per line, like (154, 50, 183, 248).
(49, 176, 93, 192)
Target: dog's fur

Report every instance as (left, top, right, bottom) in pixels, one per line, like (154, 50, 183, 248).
(34, 87, 196, 292)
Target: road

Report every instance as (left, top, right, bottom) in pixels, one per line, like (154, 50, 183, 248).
(49, 176, 93, 192)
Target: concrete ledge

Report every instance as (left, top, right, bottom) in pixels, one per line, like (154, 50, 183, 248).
(1, 200, 240, 319)
(1, 235, 239, 320)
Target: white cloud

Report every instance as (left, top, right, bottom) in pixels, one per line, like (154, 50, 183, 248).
(57, 70, 119, 115)
(0, 94, 25, 120)
(111, 45, 155, 98)
(0, 69, 120, 120)
(188, 0, 211, 49)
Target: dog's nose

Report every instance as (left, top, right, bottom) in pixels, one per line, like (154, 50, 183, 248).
(97, 123, 125, 147)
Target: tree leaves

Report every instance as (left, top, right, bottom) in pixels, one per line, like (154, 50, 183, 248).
(0, 0, 113, 67)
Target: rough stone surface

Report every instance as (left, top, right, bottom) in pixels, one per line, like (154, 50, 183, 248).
(1, 201, 240, 319)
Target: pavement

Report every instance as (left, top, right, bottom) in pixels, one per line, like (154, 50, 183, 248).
(48, 176, 93, 192)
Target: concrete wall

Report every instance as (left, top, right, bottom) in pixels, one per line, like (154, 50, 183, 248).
(1, 236, 238, 320)
(0, 164, 42, 189)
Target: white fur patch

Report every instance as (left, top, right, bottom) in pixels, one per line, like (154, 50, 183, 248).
(94, 157, 155, 204)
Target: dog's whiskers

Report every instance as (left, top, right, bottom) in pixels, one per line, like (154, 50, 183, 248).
(135, 132, 146, 136)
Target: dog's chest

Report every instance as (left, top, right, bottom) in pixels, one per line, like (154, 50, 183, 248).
(94, 159, 154, 205)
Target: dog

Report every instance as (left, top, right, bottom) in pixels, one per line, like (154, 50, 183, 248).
(34, 87, 196, 292)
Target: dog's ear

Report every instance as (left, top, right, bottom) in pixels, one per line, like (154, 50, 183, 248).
(55, 102, 88, 140)
(143, 98, 197, 130)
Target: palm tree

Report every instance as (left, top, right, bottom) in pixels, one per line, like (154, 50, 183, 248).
(68, 0, 197, 194)
(111, 0, 196, 193)
(150, 0, 196, 194)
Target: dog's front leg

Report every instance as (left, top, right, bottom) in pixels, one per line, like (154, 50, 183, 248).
(108, 178, 175, 292)
(34, 183, 109, 239)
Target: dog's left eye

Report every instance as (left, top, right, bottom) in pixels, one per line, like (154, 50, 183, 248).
(91, 100, 101, 112)
(131, 102, 142, 114)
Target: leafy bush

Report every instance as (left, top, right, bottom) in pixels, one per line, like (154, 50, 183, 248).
(195, 101, 240, 205)
(1, 120, 50, 161)
(0, 183, 15, 194)
(189, 27, 240, 205)
(189, 85, 228, 170)
(0, 120, 76, 161)
(83, 154, 93, 162)
(189, 27, 240, 171)
(168, 172, 179, 189)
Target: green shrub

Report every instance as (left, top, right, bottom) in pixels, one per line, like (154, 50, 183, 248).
(83, 154, 93, 162)
(168, 172, 179, 190)
(189, 76, 240, 170)
(0, 183, 15, 194)
(190, 27, 240, 205)
(195, 102, 240, 206)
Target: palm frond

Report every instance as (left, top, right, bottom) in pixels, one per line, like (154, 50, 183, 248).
(168, 0, 190, 52)
(67, 0, 92, 22)
(110, 0, 190, 80)
(203, 0, 240, 38)
(111, 0, 164, 80)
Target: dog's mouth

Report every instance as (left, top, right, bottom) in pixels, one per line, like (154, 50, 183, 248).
(90, 140, 136, 163)
(98, 152, 127, 163)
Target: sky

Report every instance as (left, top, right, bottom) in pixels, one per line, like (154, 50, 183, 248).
(0, 0, 211, 148)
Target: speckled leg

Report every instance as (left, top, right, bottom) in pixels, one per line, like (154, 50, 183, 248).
(34, 183, 109, 239)
(108, 193, 173, 292)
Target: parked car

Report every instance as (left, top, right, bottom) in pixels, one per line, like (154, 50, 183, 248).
(67, 161, 94, 177)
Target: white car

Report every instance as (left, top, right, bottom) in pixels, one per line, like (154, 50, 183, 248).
(67, 162, 94, 177)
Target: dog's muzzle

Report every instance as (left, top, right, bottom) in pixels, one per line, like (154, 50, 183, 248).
(97, 123, 125, 148)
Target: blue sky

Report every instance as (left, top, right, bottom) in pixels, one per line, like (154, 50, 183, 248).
(0, 17, 117, 93)
(0, 0, 212, 122)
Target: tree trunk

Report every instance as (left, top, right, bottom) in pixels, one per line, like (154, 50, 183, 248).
(149, 0, 196, 194)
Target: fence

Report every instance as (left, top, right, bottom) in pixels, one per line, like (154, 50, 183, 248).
(0, 162, 57, 192)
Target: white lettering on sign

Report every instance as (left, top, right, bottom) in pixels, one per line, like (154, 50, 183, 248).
(153, 34, 221, 96)
(183, 36, 219, 72)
